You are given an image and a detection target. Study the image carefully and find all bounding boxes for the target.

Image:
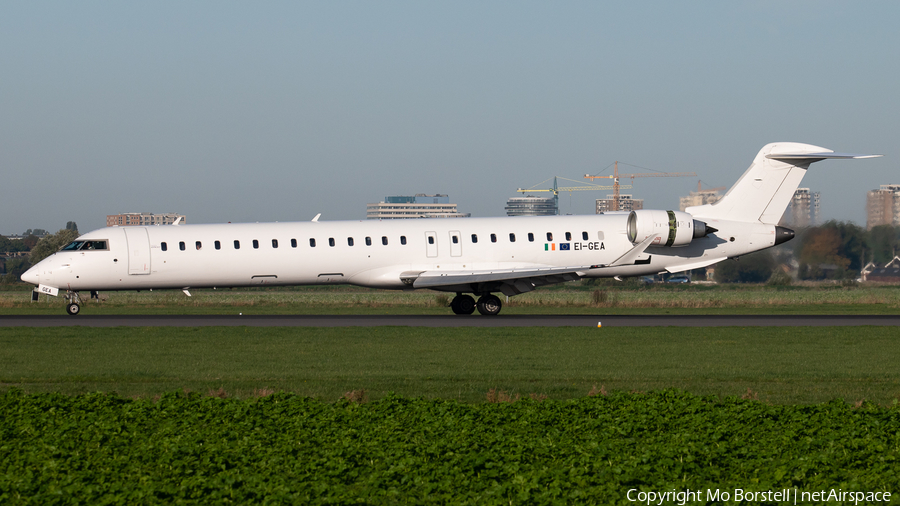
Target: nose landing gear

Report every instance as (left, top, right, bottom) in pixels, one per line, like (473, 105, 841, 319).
(64, 291, 83, 316)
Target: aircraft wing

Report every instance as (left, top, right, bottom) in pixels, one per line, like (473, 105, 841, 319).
(401, 235, 661, 296)
(402, 265, 598, 296)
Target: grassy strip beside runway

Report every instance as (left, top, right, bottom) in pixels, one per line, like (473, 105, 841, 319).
(5, 283, 900, 315)
(2, 325, 898, 404)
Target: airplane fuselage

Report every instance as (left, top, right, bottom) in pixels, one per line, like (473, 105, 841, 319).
(24, 213, 771, 293)
(24, 142, 878, 315)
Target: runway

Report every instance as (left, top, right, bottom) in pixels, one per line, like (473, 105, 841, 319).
(2, 314, 899, 327)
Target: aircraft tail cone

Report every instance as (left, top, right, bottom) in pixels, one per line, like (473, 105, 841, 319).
(774, 226, 795, 245)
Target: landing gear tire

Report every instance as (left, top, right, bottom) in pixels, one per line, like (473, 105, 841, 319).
(64, 291, 83, 316)
(450, 294, 476, 315)
(476, 294, 502, 316)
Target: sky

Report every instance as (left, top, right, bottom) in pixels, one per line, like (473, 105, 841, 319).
(1, 1, 898, 235)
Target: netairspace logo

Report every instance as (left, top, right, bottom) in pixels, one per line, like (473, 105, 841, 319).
(626, 488, 892, 505)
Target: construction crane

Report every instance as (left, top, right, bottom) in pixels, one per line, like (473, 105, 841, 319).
(516, 176, 632, 215)
(695, 180, 726, 193)
(583, 162, 696, 211)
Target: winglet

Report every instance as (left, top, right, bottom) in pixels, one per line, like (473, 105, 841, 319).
(311, 213, 321, 222)
(607, 234, 658, 267)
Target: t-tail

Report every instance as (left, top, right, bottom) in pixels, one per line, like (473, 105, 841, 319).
(686, 142, 881, 230)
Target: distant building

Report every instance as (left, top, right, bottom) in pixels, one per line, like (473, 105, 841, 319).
(505, 196, 557, 216)
(863, 256, 900, 283)
(366, 194, 469, 219)
(107, 212, 186, 227)
(866, 184, 900, 230)
(780, 188, 819, 228)
(596, 195, 643, 214)
(679, 189, 723, 211)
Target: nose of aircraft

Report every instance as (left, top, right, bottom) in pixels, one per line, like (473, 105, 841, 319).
(20, 264, 39, 285)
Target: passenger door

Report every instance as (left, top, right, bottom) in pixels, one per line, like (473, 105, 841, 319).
(124, 227, 151, 275)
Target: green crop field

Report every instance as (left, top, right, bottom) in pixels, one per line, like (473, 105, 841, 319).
(3, 390, 898, 505)
(4, 284, 900, 503)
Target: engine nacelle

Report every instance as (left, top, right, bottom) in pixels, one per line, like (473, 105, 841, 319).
(627, 210, 711, 247)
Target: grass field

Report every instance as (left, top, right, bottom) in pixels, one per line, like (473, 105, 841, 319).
(3, 282, 900, 314)
(2, 325, 898, 405)
(5, 284, 900, 501)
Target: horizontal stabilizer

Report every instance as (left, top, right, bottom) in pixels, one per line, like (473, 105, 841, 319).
(766, 152, 882, 161)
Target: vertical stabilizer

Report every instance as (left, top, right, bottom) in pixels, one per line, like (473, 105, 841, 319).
(687, 143, 878, 224)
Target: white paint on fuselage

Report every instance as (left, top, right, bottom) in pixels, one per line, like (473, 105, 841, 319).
(22, 213, 774, 293)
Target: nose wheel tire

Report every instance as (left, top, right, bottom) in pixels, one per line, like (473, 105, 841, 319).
(476, 294, 502, 316)
(66, 303, 81, 316)
(450, 294, 476, 315)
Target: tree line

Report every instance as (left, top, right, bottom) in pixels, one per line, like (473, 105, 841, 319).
(0, 223, 78, 283)
(715, 221, 900, 283)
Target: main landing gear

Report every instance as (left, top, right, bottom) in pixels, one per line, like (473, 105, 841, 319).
(450, 293, 502, 316)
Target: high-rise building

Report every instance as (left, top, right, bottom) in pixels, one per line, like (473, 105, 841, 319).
(107, 212, 186, 227)
(505, 195, 557, 216)
(366, 194, 469, 219)
(866, 184, 900, 230)
(596, 195, 643, 214)
(780, 188, 819, 228)
(679, 189, 723, 211)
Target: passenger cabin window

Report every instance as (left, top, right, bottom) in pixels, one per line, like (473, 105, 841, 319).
(509, 233, 516, 242)
(329, 238, 335, 247)
(528, 233, 534, 242)
(582, 231, 589, 241)
(400, 236, 407, 245)
(253, 240, 259, 249)
(365, 237, 372, 246)
(161, 242, 167, 251)
(309, 238, 316, 247)
(195, 241, 202, 250)
(272, 239, 278, 248)
(382, 236, 388, 245)
(491, 234, 497, 243)
(215, 240, 221, 250)
(471, 234, 478, 243)
(291, 239, 297, 248)
(234, 240, 241, 249)
(179, 241, 186, 251)
(565, 232, 572, 241)
(348, 237, 354, 246)
(546, 232, 553, 241)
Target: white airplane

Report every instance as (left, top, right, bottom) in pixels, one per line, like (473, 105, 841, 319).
(22, 142, 880, 316)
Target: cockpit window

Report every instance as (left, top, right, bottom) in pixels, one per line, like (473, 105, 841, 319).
(61, 240, 108, 251)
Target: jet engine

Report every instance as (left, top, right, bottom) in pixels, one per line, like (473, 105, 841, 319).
(626, 210, 715, 247)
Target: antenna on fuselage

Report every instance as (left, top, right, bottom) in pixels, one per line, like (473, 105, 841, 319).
(311, 213, 321, 222)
